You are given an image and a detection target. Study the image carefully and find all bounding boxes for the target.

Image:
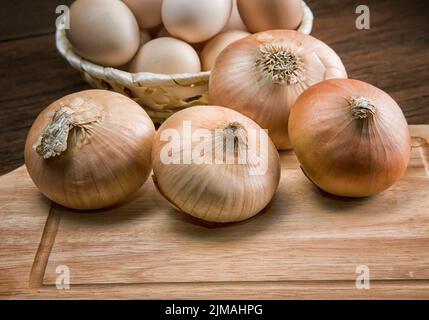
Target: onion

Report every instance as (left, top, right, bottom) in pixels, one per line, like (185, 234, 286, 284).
(151, 105, 281, 223)
(209, 30, 347, 150)
(25, 90, 156, 209)
(289, 79, 411, 197)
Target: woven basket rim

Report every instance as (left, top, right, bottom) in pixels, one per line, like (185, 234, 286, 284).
(56, 0, 313, 88)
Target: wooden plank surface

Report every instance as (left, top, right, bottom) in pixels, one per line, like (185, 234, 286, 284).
(0, 0, 428, 177)
(0, 167, 52, 299)
(1, 125, 428, 299)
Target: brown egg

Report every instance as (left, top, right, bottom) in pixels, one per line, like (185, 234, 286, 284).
(123, 0, 163, 29)
(129, 37, 201, 74)
(66, 0, 140, 67)
(200, 30, 250, 71)
(222, 0, 247, 32)
(162, 0, 233, 43)
(237, 0, 303, 33)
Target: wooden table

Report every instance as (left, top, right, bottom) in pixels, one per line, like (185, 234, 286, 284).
(1, 0, 429, 300)
(1, 0, 429, 176)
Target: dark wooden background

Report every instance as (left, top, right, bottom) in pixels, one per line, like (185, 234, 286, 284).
(1, 0, 428, 175)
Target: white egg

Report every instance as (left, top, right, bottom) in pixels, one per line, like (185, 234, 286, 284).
(129, 37, 201, 74)
(123, 0, 163, 29)
(162, 0, 233, 43)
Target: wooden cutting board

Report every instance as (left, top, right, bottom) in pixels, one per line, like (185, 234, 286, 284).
(1, 125, 429, 300)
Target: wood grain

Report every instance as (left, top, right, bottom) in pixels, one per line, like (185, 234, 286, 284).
(1, 126, 428, 299)
(0, 0, 428, 176)
(0, 166, 52, 298)
(0, 0, 74, 41)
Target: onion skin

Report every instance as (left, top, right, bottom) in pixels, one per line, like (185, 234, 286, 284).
(289, 79, 411, 197)
(25, 90, 155, 210)
(151, 106, 281, 223)
(209, 30, 347, 150)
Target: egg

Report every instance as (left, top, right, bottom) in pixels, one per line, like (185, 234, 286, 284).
(123, 0, 163, 29)
(129, 37, 201, 74)
(66, 0, 140, 67)
(237, 0, 303, 33)
(200, 30, 250, 71)
(222, 0, 247, 32)
(162, 0, 233, 43)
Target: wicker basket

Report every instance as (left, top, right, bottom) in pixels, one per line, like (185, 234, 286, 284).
(56, 1, 313, 124)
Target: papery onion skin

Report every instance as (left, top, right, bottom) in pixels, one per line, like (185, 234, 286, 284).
(25, 90, 156, 210)
(289, 79, 411, 197)
(209, 30, 347, 150)
(151, 106, 281, 223)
